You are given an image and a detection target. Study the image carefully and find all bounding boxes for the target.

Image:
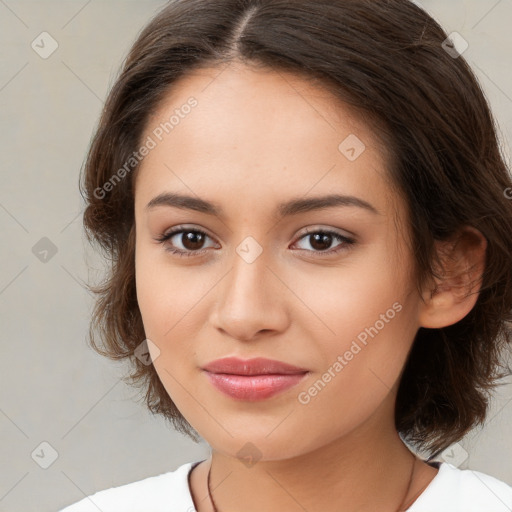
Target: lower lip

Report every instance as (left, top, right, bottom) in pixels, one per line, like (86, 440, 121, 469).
(203, 371, 308, 401)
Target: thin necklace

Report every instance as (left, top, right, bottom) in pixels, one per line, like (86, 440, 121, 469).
(207, 453, 418, 512)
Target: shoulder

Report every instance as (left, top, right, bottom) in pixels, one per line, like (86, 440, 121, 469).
(409, 462, 512, 512)
(58, 461, 198, 512)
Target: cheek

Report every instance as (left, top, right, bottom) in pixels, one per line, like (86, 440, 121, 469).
(134, 244, 208, 379)
(134, 250, 199, 409)
(299, 241, 408, 344)
(298, 246, 415, 400)
(292, 300, 414, 449)
(135, 245, 165, 335)
(135, 243, 199, 336)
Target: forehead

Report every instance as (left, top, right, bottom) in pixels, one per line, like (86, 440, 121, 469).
(135, 61, 397, 219)
(143, 61, 375, 154)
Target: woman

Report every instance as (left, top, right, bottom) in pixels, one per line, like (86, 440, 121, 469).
(61, 0, 512, 510)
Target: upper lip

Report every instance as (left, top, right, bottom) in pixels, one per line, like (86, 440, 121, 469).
(202, 357, 308, 375)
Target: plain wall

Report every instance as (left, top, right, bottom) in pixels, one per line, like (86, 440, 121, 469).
(0, 1, 511, 511)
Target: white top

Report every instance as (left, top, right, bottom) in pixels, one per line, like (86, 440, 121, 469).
(59, 460, 512, 512)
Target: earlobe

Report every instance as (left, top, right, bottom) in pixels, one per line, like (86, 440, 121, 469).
(418, 226, 487, 329)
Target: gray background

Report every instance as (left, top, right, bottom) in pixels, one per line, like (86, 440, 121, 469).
(0, 1, 511, 511)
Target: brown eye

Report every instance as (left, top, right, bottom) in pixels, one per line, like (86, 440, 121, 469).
(308, 232, 335, 251)
(179, 231, 207, 251)
(155, 227, 216, 257)
(293, 229, 356, 256)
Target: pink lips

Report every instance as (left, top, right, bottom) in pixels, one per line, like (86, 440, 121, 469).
(202, 357, 309, 401)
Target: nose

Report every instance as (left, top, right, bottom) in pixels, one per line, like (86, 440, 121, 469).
(210, 245, 290, 342)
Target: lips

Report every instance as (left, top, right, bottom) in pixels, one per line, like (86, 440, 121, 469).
(202, 357, 309, 401)
(202, 357, 308, 375)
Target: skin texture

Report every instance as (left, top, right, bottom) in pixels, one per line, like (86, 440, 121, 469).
(133, 61, 487, 511)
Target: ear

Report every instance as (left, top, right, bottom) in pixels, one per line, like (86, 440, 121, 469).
(418, 226, 487, 329)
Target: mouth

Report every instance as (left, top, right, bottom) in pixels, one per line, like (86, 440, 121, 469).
(201, 357, 309, 401)
(203, 372, 309, 401)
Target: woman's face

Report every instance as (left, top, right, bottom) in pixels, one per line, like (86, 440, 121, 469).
(134, 62, 422, 460)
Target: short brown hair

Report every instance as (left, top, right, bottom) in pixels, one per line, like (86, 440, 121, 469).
(81, 0, 512, 458)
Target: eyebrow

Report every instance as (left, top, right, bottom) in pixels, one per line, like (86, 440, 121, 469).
(145, 192, 381, 218)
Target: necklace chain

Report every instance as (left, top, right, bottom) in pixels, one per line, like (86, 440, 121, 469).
(206, 453, 417, 512)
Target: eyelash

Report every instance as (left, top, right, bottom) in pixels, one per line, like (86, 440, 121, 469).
(154, 225, 356, 259)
